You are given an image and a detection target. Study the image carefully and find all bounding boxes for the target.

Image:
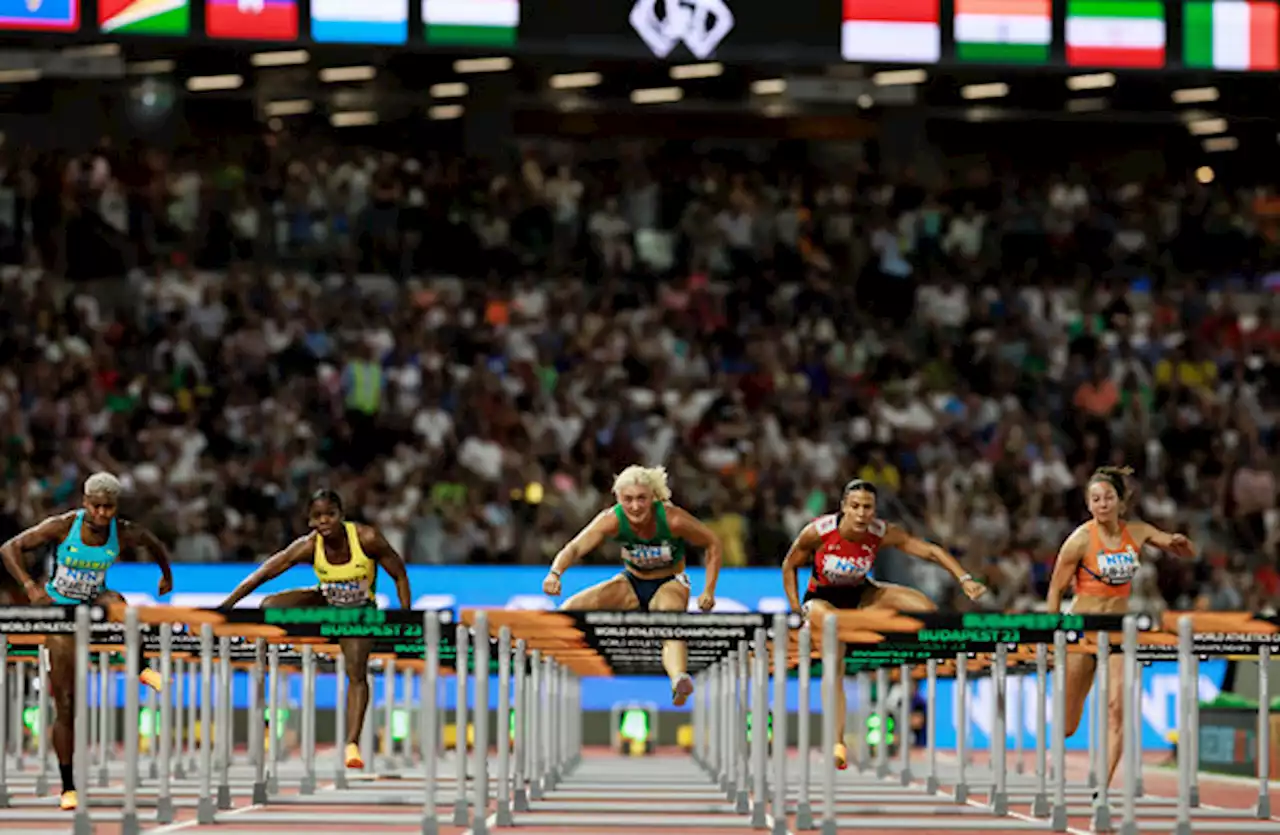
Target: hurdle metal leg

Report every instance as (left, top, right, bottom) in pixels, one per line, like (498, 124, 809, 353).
(1031, 643, 1049, 817)
(925, 657, 939, 794)
(819, 613, 836, 835)
(332, 648, 347, 790)
(875, 666, 889, 779)
(735, 641, 750, 814)
(122, 607, 141, 835)
(855, 673, 870, 772)
(1087, 659, 1098, 790)
(146, 683, 158, 780)
(362, 668, 376, 775)
(796, 626, 814, 829)
(1175, 616, 1192, 835)
(382, 658, 397, 772)
(526, 648, 541, 803)
(1092, 632, 1111, 833)
(197, 623, 216, 824)
(1050, 630, 1068, 832)
(454, 625, 472, 818)
(97, 652, 110, 788)
(300, 645, 317, 794)
(0, 635, 8, 809)
(771, 613, 788, 835)
(513, 639, 529, 812)
(472, 612, 491, 835)
(1189, 652, 1201, 807)
(401, 667, 414, 766)
(1119, 617, 1138, 835)
(898, 663, 911, 785)
(421, 610, 440, 835)
(12, 658, 24, 774)
(267, 644, 281, 795)
(73, 606, 92, 835)
(173, 658, 186, 781)
(539, 655, 553, 795)
(1259, 644, 1271, 818)
(187, 661, 198, 776)
(720, 660, 733, 798)
(991, 644, 1008, 816)
(1013, 667, 1025, 775)
(36, 645, 50, 795)
(954, 653, 969, 803)
(156, 625, 175, 823)
(750, 627, 768, 828)
(217, 635, 233, 808)
(496, 625, 513, 826)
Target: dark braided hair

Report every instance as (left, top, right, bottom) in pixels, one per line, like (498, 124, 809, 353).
(308, 488, 345, 513)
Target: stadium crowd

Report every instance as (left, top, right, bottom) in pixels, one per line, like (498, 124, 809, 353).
(0, 136, 1276, 615)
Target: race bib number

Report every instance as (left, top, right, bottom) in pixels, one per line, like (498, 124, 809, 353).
(1097, 551, 1139, 584)
(51, 565, 105, 601)
(822, 555, 873, 584)
(320, 580, 371, 607)
(623, 544, 674, 569)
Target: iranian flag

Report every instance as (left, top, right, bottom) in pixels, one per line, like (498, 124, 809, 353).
(842, 0, 941, 63)
(1185, 1, 1279, 71)
(1066, 0, 1167, 67)
(423, 0, 517, 46)
(954, 0, 1051, 63)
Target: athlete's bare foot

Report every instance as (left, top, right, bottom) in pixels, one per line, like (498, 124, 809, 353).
(671, 674, 694, 707)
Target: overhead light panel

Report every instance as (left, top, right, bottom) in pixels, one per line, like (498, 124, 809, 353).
(550, 72, 602, 90)
(429, 104, 464, 120)
(631, 86, 683, 104)
(429, 82, 468, 98)
(1172, 86, 1218, 104)
(1203, 136, 1238, 152)
(0, 69, 40, 84)
(872, 69, 927, 86)
(319, 65, 376, 83)
(265, 99, 313, 116)
(670, 62, 722, 80)
(1066, 72, 1115, 91)
(960, 82, 1009, 100)
(331, 110, 377, 127)
(252, 50, 309, 67)
(1188, 117, 1228, 136)
(127, 59, 175, 75)
(1066, 97, 1107, 112)
(750, 78, 786, 95)
(186, 74, 243, 92)
(62, 43, 120, 58)
(453, 56, 512, 74)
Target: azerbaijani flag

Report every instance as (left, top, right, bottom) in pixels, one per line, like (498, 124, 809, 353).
(99, 0, 188, 34)
(423, 0, 517, 46)
(842, 0, 941, 62)
(311, 0, 406, 43)
(954, 0, 1051, 62)
(1185, 0, 1279, 70)
(1066, 0, 1166, 67)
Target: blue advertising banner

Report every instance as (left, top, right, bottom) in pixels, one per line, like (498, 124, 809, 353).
(98, 564, 1227, 751)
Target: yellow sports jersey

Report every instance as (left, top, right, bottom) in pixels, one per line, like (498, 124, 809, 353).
(314, 522, 376, 607)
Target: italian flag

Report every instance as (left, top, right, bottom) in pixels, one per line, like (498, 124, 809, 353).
(1066, 0, 1166, 67)
(842, 0, 941, 63)
(423, 0, 518, 46)
(954, 0, 1051, 63)
(1185, 1, 1279, 71)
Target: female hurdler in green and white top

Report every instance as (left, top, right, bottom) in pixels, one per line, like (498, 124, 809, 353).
(542, 465, 723, 706)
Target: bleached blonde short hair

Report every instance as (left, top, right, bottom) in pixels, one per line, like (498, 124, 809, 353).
(611, 465, 672, 502)
(84, 472, 122, 499)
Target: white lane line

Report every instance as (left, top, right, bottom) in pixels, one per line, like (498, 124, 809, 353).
(148, 802, 262, 833)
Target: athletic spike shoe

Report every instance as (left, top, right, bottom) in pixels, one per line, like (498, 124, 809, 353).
(139, 668, 164, 692)
(60, 791, 78, 810)
(833, 743, 849, 770)
(345, 742, 364, 769)
(672, 674, 694, 707)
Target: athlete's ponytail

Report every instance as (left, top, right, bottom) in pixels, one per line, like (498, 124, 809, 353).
(1089, 466, 1134, 501)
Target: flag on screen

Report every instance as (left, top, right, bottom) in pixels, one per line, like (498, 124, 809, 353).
(206, 0, 297, 39)
(423, 0, 517, 46)
(311, 0, 405, 43)
(842, 0, 940, 62)
(0, 0, 78, 30)
(954, 0, 1051, 62)
(1066, 0, 1166, 67)
(99, 0, 188, 34)
(1184, 0, 1279, 70)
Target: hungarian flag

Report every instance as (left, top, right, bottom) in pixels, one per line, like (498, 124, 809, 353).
(954, 0, 1051, 62)
(1066, 0, 1166, 67)
(1185, 0, 1279, 70)
(842, 0, 941, 63)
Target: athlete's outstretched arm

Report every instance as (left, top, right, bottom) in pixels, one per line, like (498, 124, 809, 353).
(122, 522, 175, 597)
(218, 537, 313, 609)
(543, 510, 620, 595)
(882, 524, 988, 600)
(668, 506, 723, 611)
(1129, 520, 1197, 559)
(781, 524, 822, 613)
(362, 526, 413, 608)
(1046, 525, 1089, 613)
(0, 514, 73, 603)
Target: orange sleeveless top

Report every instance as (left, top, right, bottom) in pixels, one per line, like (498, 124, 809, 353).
(1075, 521, 1142, 598)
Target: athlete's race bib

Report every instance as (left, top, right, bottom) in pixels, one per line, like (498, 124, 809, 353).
(51, 565, 105, 601)
(320, 580, 371, 607)
(1096, 550, 1139, 584)
(623, 544, 674, 569)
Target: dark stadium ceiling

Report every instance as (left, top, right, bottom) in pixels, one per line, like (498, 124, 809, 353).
(3, 41, 1279, 138)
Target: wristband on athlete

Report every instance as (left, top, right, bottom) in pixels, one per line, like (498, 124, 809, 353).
(549, 569, 561, 578)
(958, 573, 974, 583)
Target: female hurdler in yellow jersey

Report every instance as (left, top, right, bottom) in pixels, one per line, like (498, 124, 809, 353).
(219, 489, 413, 770)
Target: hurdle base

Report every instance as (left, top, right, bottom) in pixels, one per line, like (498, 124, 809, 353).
(1258, 793, 1272, 819)
(771, 814, 788, 835)
(0, 782, 9, 808)
(97, 768, 109, 788)
(73, 809, 92, 835)
(899, 768, 912, 787)
(197, 797, 216, 825)
(156, 794, 175, 823)
(1189, 784, 1200, 807)
(1030, 792, 1049, 817)
(1050, 804, 1068, 832)
(334, 770, 349, 790)
(1135, 779, 1144, 798)
(750, 799, 767, 827)
(267, 774, 279, 794)
(990, 792, 1007, 816)
(1092, 801, 1112, 832)
(795, 800, 813, 830)
(924, 775, 939, 794)
(953, 784, 969, 804)
(148, 762, 158, 780)
(300, 775, 316, 796)
(217, 783, 233, 809)
(35, 772, 49, 796)
(496, 799, 513, 827)
(252, 781, 268, 804)
(734, 790, 749, 814)
(420, 813, 438, 835)
(1119, 820, 1138, 835)
(452, 801, 469, 824)
(513, 787, 530, 812)
(1173, 820, 1192, 835)
(174, 764, 186, 781)
(530, 781, 543, 801)
(820, 819, 837, 835)
(121, 810, 140, 835)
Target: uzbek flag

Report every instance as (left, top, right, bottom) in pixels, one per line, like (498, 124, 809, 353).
(1066, 0, 1167, 67)
(954, 0, 1051, 63)
(1184, 0, 1279, 71)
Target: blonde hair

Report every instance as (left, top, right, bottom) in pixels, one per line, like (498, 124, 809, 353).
(611, 465, 672, 502)
(84, 472, 122, 499)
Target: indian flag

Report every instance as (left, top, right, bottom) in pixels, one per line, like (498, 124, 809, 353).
(955, 0, 1051, 62)
(1066, 0, 1166, 67)
(1185, 0, 1279, 70)
(423, 0, 517, 46)
(842, 0, 941, 63)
